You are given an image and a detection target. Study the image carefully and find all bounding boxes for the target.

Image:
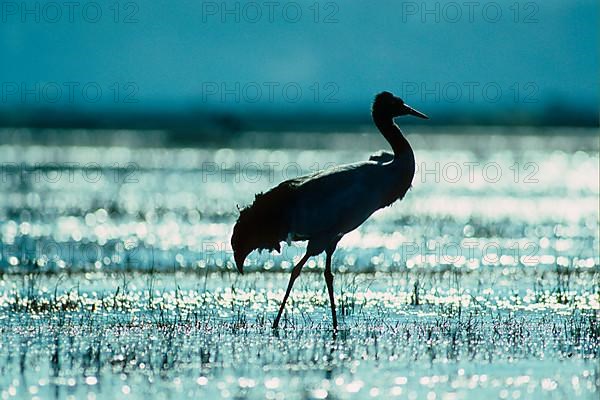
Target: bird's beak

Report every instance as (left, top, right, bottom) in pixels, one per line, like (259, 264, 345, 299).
(404, 104, 429, 119)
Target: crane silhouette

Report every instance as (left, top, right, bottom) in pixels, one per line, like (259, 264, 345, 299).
(231, 91, 428, 329)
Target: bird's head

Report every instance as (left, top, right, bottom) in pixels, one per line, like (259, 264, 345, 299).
(372, 91, 429, 120)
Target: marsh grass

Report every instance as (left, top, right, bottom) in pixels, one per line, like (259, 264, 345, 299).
(0, 134, 598, 398)
(1, 270, 598, 398)
(0, 269, 598, 399)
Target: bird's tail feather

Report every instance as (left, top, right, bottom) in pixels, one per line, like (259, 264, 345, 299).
(231, 182, 297, 272)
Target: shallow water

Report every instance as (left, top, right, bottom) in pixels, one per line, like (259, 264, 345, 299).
(0, 128, 598, 399)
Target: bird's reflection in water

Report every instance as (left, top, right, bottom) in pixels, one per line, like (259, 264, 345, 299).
(324, 326, 350, 382)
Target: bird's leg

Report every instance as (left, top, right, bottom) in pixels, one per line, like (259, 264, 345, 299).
(324, 249, 338, 330)
(273, 253, 310, 329)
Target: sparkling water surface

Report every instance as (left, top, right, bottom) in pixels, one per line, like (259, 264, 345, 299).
(0, 128, 598, 399)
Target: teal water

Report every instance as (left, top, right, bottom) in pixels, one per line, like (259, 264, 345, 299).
(0, 128, 598, 399)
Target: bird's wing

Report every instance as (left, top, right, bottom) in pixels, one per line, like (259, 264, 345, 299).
(286, 161, 387, 239)
(368, 150, 395, 164)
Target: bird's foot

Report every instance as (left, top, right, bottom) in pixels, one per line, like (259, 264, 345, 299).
(272, 318, 281, 329)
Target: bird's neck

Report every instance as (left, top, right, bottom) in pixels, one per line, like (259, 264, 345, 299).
(373, 113, 412, 157)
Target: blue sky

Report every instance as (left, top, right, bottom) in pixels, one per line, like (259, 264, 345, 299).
(1, 1, 598, 116)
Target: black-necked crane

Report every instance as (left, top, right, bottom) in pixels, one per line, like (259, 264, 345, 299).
(231, 91, 428, 329)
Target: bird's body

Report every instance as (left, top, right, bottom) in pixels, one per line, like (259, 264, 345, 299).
(231, 91, 428, 329)
(280, 154, 414, 243)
